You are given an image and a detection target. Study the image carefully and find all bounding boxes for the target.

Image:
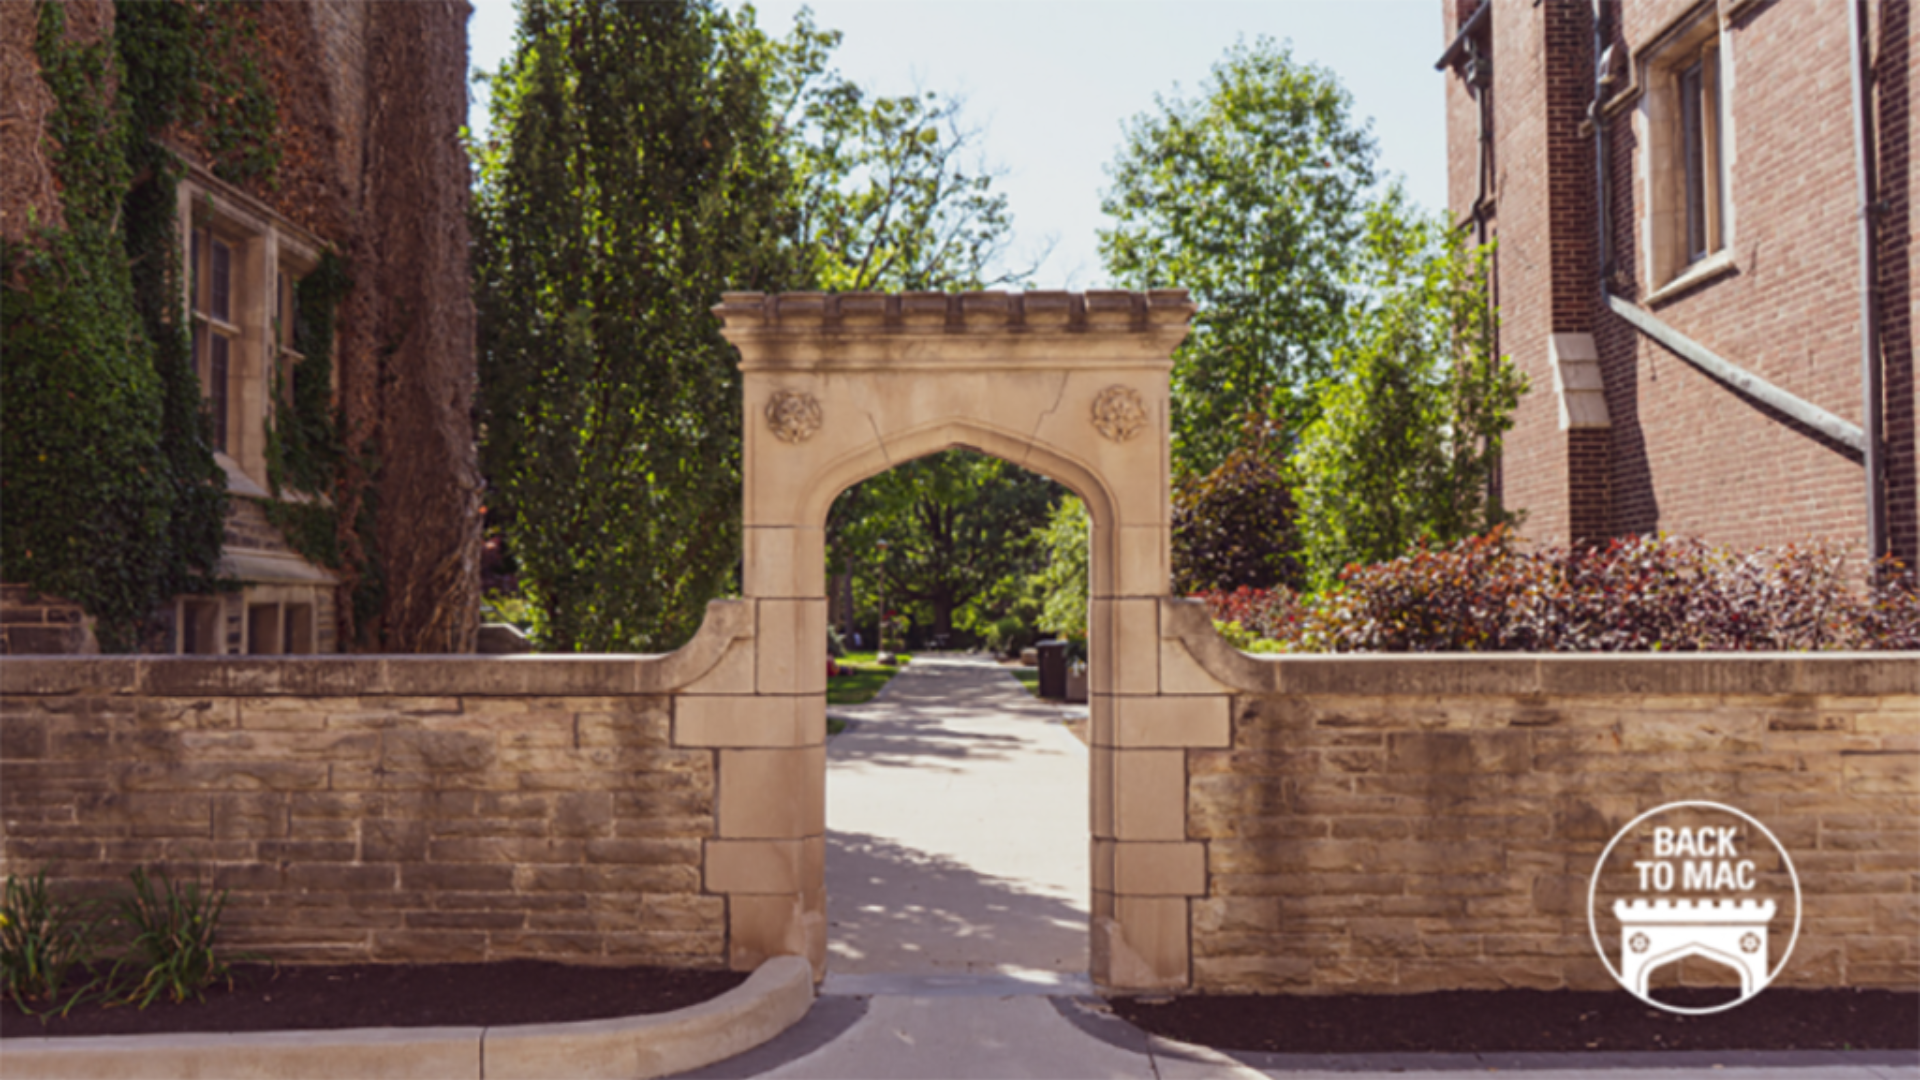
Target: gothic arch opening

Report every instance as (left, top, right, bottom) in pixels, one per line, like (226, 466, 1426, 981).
(703, 290, 1217, 991)
(817, 445, 1092, 986)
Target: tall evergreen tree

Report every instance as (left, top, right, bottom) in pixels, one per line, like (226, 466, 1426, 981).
(473, 0, 799, 650)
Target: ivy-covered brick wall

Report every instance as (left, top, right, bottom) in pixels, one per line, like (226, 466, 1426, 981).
(0, 0, 481, 655)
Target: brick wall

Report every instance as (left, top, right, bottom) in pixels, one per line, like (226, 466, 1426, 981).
(1184, 655, 1919, 995)
(0, 658, 726, 967)
(1567, 426, 1612, 544)
(1444, 0, 1913, 558)
(1485, 0, 1576, 546)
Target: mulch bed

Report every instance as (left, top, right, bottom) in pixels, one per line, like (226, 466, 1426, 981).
(1112, 988, 1920, 1054)
(1, 961, 747, 1039)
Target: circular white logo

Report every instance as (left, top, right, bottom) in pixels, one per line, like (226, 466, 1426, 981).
(1586, 800, 1801, 1015)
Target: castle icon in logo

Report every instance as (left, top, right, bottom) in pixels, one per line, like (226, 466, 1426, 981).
(1612, 898, 1776, 999)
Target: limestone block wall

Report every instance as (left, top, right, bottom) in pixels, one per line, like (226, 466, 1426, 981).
(0, 601, 761, 967)
(715, 288, 1203, 992)
(1165, 601, 1920, 995)
(5, 582, 1913, 994)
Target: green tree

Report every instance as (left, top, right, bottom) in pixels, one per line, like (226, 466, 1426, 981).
(1290, 208, 1524, 590)
(475, 3, 1033, 650)
(1100, 37, 1379, 477)
(764, 12, 1034, 291)
(1030, 495, 1090, 639)
(473, 0, 799, 651)
(1171, 411, 1301, 594)
(828, 452, 1062, 644)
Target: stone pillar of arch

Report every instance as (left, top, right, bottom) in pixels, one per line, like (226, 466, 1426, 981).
(703, 289, 1226, 991)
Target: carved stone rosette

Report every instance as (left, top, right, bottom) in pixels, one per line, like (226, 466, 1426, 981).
(1090, 385, 1149, 442)
(765, 389, 824, 443)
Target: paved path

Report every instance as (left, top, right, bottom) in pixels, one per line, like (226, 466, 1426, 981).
(821, 652, 1089, 987)
(681, 654, 1917, 1080)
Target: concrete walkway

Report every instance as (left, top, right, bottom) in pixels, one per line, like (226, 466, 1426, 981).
(822, 651, 1089, 988)
(680, 654, 1918, 1080)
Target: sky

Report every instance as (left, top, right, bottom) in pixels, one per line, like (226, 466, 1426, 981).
(466, 0, 1453, 289)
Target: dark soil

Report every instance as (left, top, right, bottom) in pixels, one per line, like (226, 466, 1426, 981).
(1113, 988, 1920, 1055)
(1, 961, 747, 1039)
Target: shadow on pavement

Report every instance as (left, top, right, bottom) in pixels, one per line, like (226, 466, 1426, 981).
(826, 829, 1087, 976)
(826, 715, 1042, 771)
(828, 658, 1077, 773)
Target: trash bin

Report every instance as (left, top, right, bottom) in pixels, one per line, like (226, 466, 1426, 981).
(1036, 639, 1067, 699)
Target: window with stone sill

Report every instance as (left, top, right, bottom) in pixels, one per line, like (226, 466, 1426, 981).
(1638, 5, 1732, 292)
(179, 169, 323, 493)
(175, 166, 333, 657)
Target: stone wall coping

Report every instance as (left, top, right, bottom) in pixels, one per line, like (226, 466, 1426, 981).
(714, 290, 1196, 334)
(0, 600, 753, 698)
(8, 595, 1910, 699)
(1159, 597, 1920, 696)
(715, 291, 1197, 369)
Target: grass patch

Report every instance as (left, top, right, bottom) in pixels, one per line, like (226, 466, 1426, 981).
(827, 716, 848, 736)
(1011, 666, 1040, 698)
(827, 652, 911, 706)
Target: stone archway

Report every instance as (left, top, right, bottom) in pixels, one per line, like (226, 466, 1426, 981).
(695, 289, 1222, 991)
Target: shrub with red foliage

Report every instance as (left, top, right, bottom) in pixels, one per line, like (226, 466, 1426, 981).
(1194, 529, 1920, 652)
(1197, 585, 1306, 641)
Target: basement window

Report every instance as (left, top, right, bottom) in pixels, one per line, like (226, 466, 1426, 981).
(177, 597, 225, 655)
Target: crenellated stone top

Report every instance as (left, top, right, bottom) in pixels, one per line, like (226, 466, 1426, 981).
(715, 290, 1198, 371)
(713, 289, 1196, 335)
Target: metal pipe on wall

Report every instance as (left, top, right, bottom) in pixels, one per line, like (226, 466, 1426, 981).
(1592, 0, 1611, 284)
(1847, 0, 1887, 561)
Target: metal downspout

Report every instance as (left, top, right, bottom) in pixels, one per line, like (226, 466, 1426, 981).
(1848, 0, 1886, 560)
(1591, 0, 1610, 285)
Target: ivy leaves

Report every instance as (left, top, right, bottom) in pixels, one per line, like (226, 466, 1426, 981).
(1, 1, 246, 650)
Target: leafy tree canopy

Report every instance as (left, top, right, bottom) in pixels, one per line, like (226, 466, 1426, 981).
(1291, 207, 1525, 589)
(1030, 494, 1090, 640)
(763, 11, 1036, 291)
(828, 451, 1063, 645)
(1100, 36, 1378, 477)
(475, 1, 1035, 651)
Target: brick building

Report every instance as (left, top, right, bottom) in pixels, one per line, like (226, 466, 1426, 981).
(1, 0, 481, 654)
(1438, 0, 1914, 568)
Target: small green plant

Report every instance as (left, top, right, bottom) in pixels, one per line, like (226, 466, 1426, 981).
(112, 868, 240, 1007)
(1, 868, 108, 1017)
(481, 591, 538, 632)
(828, 652, 911, 705)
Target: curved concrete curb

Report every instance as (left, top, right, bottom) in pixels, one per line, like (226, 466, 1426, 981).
(1, 955, 814, 1080)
